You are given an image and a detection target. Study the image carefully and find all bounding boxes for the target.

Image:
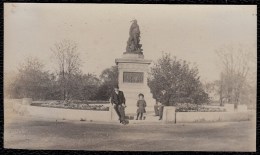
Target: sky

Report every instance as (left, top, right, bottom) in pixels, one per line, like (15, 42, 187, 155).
(4, 4, 257, 82)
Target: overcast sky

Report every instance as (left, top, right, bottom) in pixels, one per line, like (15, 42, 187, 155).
(4, 4, 256, 82)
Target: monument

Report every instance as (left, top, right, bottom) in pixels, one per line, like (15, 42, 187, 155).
(115, 20, 155, 114)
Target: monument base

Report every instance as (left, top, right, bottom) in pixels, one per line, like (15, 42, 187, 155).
(123, 51, 143, 56)
(115, 53, 156, 114)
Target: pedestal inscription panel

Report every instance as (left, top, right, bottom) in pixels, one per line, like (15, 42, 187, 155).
(123, 72, 144, 83)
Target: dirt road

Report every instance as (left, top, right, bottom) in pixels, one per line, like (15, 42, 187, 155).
(4, 116, 256, 151)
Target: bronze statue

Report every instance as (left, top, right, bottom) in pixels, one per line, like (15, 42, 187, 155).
(126, 20, 143, 54)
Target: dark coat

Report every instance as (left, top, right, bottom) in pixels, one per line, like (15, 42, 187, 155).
(157, 93, 171, 106)
(136, 99, 146, 113)
(111, 91, 126, 105)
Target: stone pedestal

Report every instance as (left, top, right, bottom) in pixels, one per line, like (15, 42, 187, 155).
(237, 105, 248, 112)
(109, 104, 120, 121)
(22, 98, 32, 105)
(162, 106, 176, 123)
(16, 98, 32, 115)
(224, 104, 234, 112)
(115, 53, 156, 114)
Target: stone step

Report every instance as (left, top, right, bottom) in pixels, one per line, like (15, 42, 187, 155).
(111, 104, 160, 122)
(123, 92, 154, 98)
(125, 99, 156, 106)
(125, 108, 160, 121)
(124, 105, 155, 114)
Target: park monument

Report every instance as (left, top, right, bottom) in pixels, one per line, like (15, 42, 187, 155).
(115, 20, 155, 114)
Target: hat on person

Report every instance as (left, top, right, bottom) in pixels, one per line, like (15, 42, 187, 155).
(138, 93, 144, 97)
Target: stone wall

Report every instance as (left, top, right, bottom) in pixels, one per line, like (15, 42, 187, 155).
(27, 106, 111, 122)
(8, 99, 112, 122)
(6, 99, 254, 123)
(162, 105, 254, 123)
(175, 111, 254, 123)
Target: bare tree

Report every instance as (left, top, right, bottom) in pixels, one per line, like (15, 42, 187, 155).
(216, 44, 255, 109)
(19, 56, 44, 72)
(51, 40, 82, 101)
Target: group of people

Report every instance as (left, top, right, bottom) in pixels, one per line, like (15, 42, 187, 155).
(110, 85, 168, 125)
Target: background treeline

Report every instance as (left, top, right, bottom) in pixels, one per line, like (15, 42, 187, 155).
(4, 56, 118, 101)
(5, 40, 118, 101)
(4, 40, 256, 108)
(204, 44, 257, 109)
(5, 56, 118, 101)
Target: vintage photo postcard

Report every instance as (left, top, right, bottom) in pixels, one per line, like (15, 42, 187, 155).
(4, 3, 257, 151)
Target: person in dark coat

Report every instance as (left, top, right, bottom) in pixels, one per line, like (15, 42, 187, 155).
(157, 90, 170, 120)
(136, 93, 146, 120)
(111, 85, 127, 124)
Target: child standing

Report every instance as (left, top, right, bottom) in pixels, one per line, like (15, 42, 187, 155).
(136, 93, 146, 120)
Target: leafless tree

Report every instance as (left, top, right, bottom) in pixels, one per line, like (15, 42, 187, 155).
(216, 44, 255, 108)
(51, 40, 82, 101)
(19, 56, 44, 72)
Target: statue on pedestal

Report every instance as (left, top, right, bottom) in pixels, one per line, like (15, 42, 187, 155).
(125, 20, 143, 54)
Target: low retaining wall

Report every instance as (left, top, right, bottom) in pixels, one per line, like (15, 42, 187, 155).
(10, 99, 27, 115)
(176, 111, 254, 123)
(224, 104, 248, 112)
(162, 105, 253, 123)
(9, 98, 112, 122)
(27, 106, 111, 122)
(7, 99, 255, 123)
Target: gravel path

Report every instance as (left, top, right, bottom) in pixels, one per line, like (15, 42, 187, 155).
(4, 115, 256, 151)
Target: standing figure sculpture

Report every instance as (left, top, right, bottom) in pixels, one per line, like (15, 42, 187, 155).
(126, 20, 143, 54)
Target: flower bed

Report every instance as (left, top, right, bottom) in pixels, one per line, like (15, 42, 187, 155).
(175, 103, 226, 112)
(31, 100, 109, 111)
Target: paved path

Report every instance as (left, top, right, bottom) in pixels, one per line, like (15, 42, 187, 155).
(4, 115, 256, 151)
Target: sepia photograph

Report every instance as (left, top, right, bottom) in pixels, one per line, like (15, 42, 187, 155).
(4, 3, 257, 151)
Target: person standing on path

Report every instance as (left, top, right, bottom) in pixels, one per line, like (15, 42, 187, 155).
(111, 85, 127, 124)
